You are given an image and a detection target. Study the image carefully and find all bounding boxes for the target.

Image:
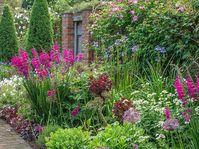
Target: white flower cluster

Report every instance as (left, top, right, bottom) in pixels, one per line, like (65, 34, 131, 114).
(0, 75, 26, 108)
(0, 75, 23, 88)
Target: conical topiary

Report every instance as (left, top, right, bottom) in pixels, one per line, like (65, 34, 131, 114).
(26, 0, 53, 52)
(0, 5, 19, 62)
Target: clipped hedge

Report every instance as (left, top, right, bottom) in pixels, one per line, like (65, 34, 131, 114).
(26, 0, 53, 52)
(0, 5, 19, 62)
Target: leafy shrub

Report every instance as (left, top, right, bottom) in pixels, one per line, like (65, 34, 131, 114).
(90, 1, 199, 68)
(37, 124, 60, 146)
(45, 127, 90, 149)
(0, 64, 16, 80)
(89, 122, 155, 149)
(26, 0, 53, 52)
(0, 5, 19, 62)
(0, 75, 29, 116)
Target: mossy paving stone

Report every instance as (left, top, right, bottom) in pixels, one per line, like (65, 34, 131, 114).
(0, 119, 31, 149)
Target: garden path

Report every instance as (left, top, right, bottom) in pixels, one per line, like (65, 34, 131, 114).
(0, 119, 31, 149)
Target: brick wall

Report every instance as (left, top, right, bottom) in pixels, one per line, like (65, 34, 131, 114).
(62, 13, 74, 50)
(62, 9, 92, 62)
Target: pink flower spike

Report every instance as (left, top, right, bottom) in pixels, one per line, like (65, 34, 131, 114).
(164, 106, 171, 120)
(32, 48, 37, 57)
(196, 77, 199, 95)
(174, 76, 186, 106)
(186, 77, 196, 100)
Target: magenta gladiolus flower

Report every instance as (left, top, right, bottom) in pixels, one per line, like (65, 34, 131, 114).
(50, 43, 61, 64)
(71, 103, 80, 117)
(164, 106, 171, 120)
(11, 49, 29, 77)
(174, 76, 186, 106)
(186, 77, 196, 100)
(63, 49, 75, 64)
(37, 67, 48, 79)
(40, 51, 51, 68)
(47, 90, 56, 97)
(196, 77, 199, 95)
(31, 48, 37, 57)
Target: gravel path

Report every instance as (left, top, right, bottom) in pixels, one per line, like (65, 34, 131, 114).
(0, 119, 31, 149)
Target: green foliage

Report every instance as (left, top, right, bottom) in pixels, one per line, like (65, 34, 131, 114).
(37, 124, 60, 146)
(26, 0, 53, 52)
(45, 127, 90, 149)
(90, 1, 199, 68)
(0, 65, 16, 80)
(0, 5, 19, 62)
(89, 122, 155, 149)
(0, 75, 30, 118)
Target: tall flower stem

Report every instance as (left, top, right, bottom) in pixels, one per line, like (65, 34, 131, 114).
(98, 106, 107, 127)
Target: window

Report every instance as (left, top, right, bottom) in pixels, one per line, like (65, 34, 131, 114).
(74, 21, 82, 56)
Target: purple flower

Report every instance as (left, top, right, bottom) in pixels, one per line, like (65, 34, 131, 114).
(131, 45, 138, 53)
(123, 108, 140, 123)
(132, 15, 138, 22)
(34, 125, 43, 133)
(155, 45, 166, 53)
(132, 144, 138, 149)
(163, 118, 179, 131)
(71, 103, 80, 117)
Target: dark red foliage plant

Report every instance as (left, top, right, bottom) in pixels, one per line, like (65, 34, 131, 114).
(89, 74, 112, 98)
(112, 98, 133, 121)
